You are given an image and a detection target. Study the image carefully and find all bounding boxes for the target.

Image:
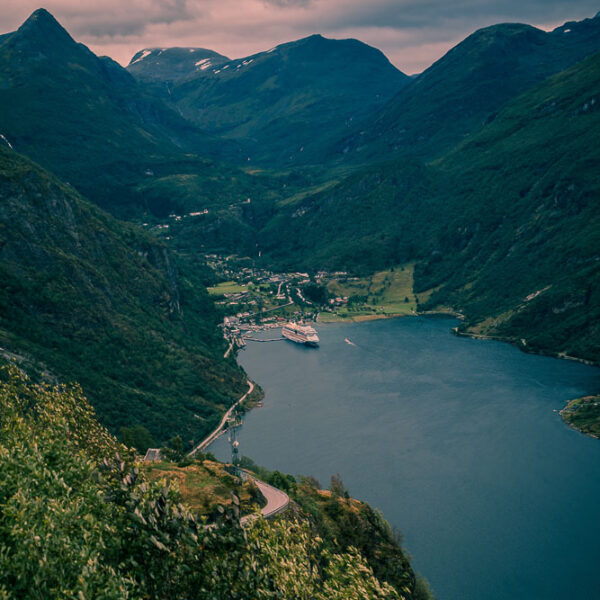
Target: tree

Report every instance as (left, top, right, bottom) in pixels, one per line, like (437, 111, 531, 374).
(303, 283, 329, 305)
(120, 424, 156, 453)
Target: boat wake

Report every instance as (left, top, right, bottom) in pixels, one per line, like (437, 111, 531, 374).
(344, 338, 357, 346)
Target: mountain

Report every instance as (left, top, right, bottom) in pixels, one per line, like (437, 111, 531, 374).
(261, 49, 600, 363)
(330, 14, 600, 165)
(0, 145, 248, 445)
(130, 35, 409, 164)
(416, 49, 600, 362)
(128, 47, 230, 83)
(0, 9, 251, 218)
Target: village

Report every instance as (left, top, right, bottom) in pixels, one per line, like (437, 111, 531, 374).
(203, 254, 419, 350)
(203, 255, 350, 349)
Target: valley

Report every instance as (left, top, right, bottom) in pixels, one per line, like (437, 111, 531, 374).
(0, 3, 597, 461)
(0, 5, 599, 599)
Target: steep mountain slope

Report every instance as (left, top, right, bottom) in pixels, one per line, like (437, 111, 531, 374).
(0, 9, 251, 218)
(0, 145, 247, 444)
(261, 158, 446, 272)
(331, 14, 600, 165)
(417, 50, 600, 362)
(134, 35, 409, 164)
(128, 47, 230, 83)
(262, 50, 600, 363)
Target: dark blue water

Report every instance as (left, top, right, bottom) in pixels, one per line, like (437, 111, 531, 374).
(210, 317, 600, 600)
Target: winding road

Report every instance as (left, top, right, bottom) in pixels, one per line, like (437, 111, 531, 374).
(188, 379, 290, 523)
(241, 472, 290, 524)
(188, 379, 254, 456)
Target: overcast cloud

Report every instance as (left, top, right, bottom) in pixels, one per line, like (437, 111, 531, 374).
(0, 0, 597, 73)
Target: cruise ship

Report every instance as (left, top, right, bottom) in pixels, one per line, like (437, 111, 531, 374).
(282, 321, 319, 347)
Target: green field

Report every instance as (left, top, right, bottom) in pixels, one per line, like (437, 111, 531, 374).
(207, 281, 251, 295)
(324, 265, 417, 321)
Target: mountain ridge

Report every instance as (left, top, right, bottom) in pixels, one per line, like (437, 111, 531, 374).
(129, 33, 409, 164)
(327, 14, 600, 165)
(128, 46, 230, 83)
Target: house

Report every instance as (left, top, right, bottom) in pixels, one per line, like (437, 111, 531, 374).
(143, 448, 163, 462)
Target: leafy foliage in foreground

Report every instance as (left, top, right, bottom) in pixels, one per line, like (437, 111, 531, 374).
(0, 367, 417, 599)
(240, 458, 434, 600)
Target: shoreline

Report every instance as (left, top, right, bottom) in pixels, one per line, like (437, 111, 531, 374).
(189, 379, 255, 456)
(559, 395, 600, 440)
(322, 309, 598, 370)
(451, 329, 600, 441)
(452, 328, 598, 368)
(317, 308, 463, 324)
(320, 311, 600, 440)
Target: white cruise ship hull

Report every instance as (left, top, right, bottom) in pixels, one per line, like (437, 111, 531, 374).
(282, 324, 319, 347)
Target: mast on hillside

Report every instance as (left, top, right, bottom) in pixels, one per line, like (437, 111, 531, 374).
(227, 410, 242, 475)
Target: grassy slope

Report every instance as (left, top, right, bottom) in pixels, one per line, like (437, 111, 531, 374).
(322, 266, 417, 321)
(0, 146, 247, 444)
(143, 459, 264, 516)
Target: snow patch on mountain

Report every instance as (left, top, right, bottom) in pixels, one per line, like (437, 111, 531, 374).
(131, 49, 151, 65)
(195, 58, 212, 70)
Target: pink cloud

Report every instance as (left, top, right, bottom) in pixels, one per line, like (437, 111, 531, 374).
(0, 0, 596, 74)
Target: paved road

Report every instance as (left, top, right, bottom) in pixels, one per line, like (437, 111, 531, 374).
(241, 473, 290, 525)
(188, 380, 290, 524)
(188, 379, 254, 456)
(223, 340, 234, 358)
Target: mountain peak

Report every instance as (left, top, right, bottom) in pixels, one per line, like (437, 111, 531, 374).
(8, 8, 92, 64)
(27, 7, 56, 22)
(18, 8, 72, 40)
(127, 46, 230, 82)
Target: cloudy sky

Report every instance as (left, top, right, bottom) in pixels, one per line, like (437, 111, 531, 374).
(1, 0, 598, 73)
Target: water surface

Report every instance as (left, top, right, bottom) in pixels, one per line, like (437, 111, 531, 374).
(210, 317, 600, 600)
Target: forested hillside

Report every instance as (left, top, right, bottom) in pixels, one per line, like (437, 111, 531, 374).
(328, 14, 600, 165)
(0, 146, 247, 446)
(130, 34, 409, 165)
